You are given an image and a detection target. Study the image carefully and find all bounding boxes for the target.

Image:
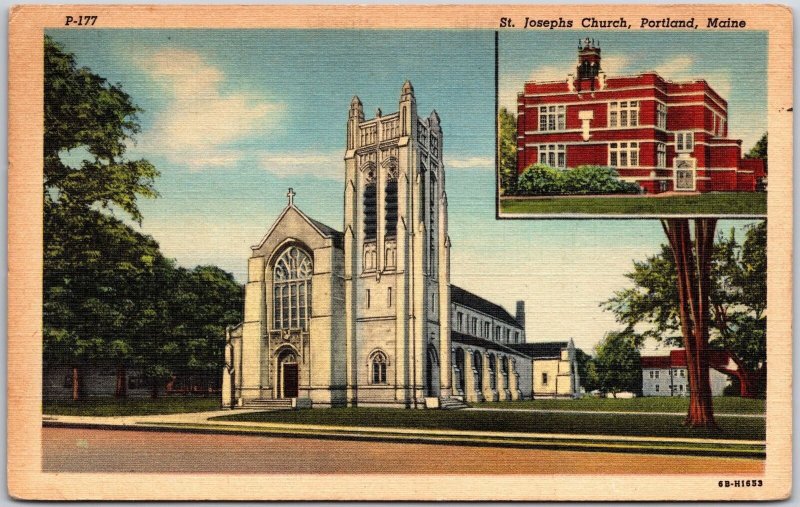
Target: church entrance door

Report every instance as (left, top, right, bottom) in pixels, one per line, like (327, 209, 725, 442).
(282, 363, 298, 398)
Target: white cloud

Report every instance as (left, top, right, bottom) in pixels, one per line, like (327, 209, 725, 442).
(133, 49, 284, 170)
(259, 151, 343, 180)
(648, 56, 732, 97)
(447, 156, 494, 169)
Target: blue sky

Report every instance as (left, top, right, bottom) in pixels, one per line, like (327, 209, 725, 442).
(48, 29, 759, 353)
(499, 30, 768, 150)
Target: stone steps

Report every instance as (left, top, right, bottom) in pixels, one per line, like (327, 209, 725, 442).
(241, 398, 294, 410)
(439, 397, 469, 410)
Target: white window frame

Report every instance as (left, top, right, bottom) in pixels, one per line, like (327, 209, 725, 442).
(657, 142, 667, 168)
(608, 142, 639, 168)
(538, 105, 566, 132)
(538, 144, 566, 169)
(608, 101, 639, 128)
(656, 102, 667, 129)
(675, 131, 694, 153)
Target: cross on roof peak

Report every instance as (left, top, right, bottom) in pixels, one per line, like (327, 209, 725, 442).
(287, 188, 296, 206)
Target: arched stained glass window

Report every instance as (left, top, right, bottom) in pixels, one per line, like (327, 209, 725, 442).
(371, 351, 387, 384)
(273, 246, 312, 330)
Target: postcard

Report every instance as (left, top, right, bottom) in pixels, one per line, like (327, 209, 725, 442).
(7, 3, 792, 501)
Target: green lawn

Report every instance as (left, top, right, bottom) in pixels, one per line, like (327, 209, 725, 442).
(43, 397, 220, 416)
(471, 397, 765, 415)
(213, 407, 765, 441)
(500, 192, 766, 215)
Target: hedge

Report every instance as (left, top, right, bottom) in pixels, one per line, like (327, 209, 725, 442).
(514, 164, 642, 196)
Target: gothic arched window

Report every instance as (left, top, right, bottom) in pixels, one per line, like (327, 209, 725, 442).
(370, 351, 388, 384)
(473, 351, 483, 390)
(363, 166, 377, 242)
(273, 246, 312, 331)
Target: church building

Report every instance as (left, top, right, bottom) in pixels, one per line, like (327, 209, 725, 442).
(222, 82, 578, 409)
(515, 38, 766, 193)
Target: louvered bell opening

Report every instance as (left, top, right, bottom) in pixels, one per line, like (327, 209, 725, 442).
(363, 183, 377, 241)
(384, 179, 398, 238)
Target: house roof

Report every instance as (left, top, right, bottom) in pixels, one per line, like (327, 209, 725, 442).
(508, 342, 568, 359)
(450, 285, 519, 328)
(641, 349, 732, 370)
(451, 332, 526, 357)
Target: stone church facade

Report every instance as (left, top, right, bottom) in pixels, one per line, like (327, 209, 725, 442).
(222, 82, 579, 409)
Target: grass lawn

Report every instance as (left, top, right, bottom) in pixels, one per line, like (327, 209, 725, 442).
(213, 407, 765, 441)
(471, 397, 765, 415)
(500, 192, 766, 215)
(43, 396, 220, 416)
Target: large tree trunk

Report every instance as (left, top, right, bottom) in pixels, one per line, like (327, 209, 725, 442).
(662, 218, 718, 429)
(71, 365, 83, 402)
(115, 363, 127, 399)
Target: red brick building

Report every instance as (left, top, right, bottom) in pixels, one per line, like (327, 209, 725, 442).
(516, 38, 766, 193)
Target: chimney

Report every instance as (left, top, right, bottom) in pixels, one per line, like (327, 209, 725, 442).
(515, 300, 525, 330)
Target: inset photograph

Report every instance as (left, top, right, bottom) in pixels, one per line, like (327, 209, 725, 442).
(498, 32, 767, 217)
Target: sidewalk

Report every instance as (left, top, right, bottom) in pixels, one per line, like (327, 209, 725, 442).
(466, 407, 766, 418)
(43, 409, 766, 459)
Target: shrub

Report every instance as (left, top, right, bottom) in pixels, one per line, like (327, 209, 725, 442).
(561, 165, 641, 195)
(516, 164, 563, 195)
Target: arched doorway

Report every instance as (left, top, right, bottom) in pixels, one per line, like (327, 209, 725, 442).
(454, 348, 465, 395)
(277, 348, 299, 398)
(425, 345, 439, 397)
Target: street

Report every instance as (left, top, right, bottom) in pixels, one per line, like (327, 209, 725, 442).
(43, 427, 764, 474)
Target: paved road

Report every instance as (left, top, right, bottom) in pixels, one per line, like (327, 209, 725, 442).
(43, 427, 764, 474)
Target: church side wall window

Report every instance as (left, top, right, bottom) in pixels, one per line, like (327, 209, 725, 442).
(272, 246, 312, 331)
(501, 356, 509, 389)
(473, 352, 483, 390)
(370, 351, 387, 384)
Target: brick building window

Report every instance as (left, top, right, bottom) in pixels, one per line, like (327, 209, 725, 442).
(675, 131, 694, 153)
(609, 142, 639, 167)
(539, 105, 566, 131)
(608, 101, 639, 128)
(538, 144, 566, 168)
(657, 142, 667, 168)
(657, 103, 667, 129)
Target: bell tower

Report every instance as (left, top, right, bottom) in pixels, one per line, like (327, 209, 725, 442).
(576, 37, 602, 91)
(342, 82, 451, 408)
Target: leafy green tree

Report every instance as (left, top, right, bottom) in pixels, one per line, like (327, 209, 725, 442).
(746, 133, 768, 161)
(45, 35, 159, 222)
(574, 348, 599, 393)
(593, 331, 641, 397)
(497, 107, 518, 195)
(44, 35, 160, 399)
(603, 222, 767, 400)
(44, 208, 166, 400)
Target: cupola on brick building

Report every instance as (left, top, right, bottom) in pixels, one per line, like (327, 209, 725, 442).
(515, 38, 766, 194)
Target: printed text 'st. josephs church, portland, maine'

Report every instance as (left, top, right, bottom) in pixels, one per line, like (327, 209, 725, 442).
(222, 82, 580, 410)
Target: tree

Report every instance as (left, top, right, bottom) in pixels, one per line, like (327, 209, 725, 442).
(45, 35, 159, 223)
(44, 36, 160, 400)
(603, 222, 766, 401)
(497, 107, 518, 195)
(604, 219, 767, 429)
(745, 133, 768, 162)
(574, 348, 598, 393)
(593, 331, 641, 397)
